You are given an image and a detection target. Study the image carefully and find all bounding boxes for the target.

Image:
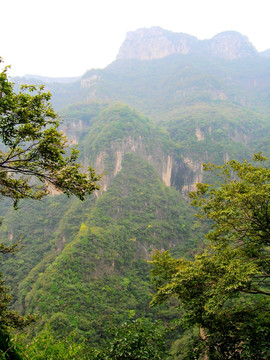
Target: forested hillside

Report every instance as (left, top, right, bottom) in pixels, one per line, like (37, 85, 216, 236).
(1, 28, 270, 358)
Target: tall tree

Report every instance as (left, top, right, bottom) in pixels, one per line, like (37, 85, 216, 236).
(0, 58, 100, 358)
(150, 154, 270, 359)
(0, 58, 100, 206)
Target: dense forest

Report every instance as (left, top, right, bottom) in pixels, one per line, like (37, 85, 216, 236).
(1, 28, 270, 359)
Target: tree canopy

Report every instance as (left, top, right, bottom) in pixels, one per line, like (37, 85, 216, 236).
(0, 58, 100, 359)
(150, 154, 270, 359)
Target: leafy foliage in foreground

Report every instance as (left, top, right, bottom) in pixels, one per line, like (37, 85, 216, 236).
(0, 59, 99, 358)
(151, 154, 270, 359)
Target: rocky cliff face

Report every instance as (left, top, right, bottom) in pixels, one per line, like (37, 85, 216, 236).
(117, 27, 197, 61)
(91, 135, 203, 201)
(197, 31, 257, 59)
(117, 27, 257, 61)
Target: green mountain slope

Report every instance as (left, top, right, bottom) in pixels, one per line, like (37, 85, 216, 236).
(80, 54, 270, 116)
(22, 153, 203, 342)
(0, 195, 96, 308)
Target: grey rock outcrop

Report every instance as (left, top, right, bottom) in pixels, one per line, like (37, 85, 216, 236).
(117, 27, 257, 61)
(116, 27, 197, 61)
(196, 31, 257, 59)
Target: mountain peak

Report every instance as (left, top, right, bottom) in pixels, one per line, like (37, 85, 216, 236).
(116, 27, 197, 61)
(206, 31, 257, 59)
(116, 28, 257, 61)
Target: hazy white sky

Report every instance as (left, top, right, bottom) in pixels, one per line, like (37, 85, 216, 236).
(1, 0, 270, 77)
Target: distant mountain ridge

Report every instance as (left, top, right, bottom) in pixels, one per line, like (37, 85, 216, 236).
(24, 74, 80, 83)
(117, 27, 258, 61)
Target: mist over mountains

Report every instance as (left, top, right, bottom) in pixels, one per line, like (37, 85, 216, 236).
(3, 27, 270, 345)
